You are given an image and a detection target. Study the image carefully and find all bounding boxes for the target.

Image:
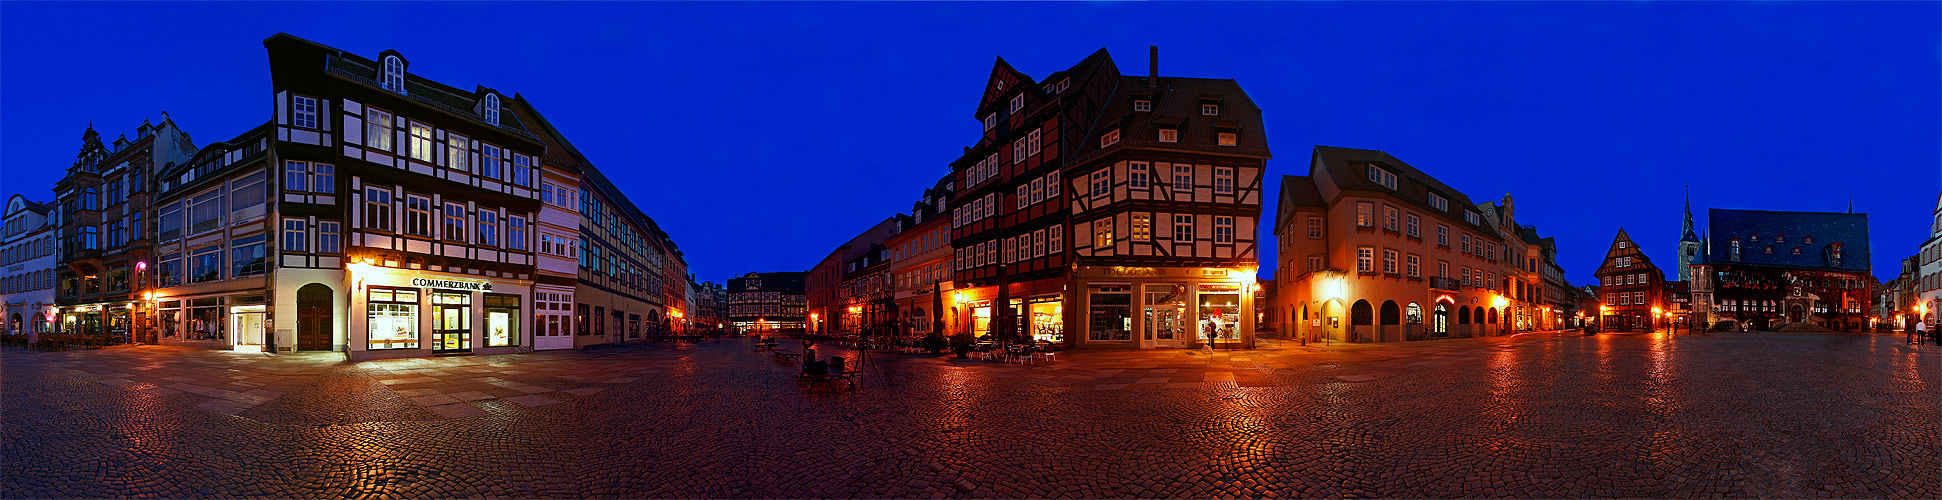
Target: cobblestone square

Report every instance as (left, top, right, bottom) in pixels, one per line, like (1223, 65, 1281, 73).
(3, 332, 1937, 498)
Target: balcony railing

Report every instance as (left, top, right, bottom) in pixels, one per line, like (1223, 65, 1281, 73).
(1429, 276, 1462, 291)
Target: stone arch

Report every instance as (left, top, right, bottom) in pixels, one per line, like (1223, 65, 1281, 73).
(1350, 300, 1373, 342)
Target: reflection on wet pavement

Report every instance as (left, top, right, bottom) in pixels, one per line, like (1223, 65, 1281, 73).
(2, 331, 1936, 498)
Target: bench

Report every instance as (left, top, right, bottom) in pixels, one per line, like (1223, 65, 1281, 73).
(771, 350, 801, 363)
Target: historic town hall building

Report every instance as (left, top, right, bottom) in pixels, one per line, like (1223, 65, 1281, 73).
(1689, 208, 1873, 331)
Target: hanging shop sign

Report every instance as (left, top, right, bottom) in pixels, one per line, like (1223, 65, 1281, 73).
(411, 277, 494, 292)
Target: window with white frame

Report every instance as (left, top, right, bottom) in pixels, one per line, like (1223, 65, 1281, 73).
(1462, 234, 1471, 254)
(363, 187, 392, 231)
(1131, 213, 1152, 241)
(1428, 193, 1448, 211)
(1217, 132, 1237, 147)
(1046, 171, 1060, 198)
(446, 133, 469, 171)
(284, 161, 309, 192)
(1128, 162, 1149, 189)
(1465, 211, 1480, 225)
(1437, 261, 1448, 279)
(443, 202, 466, 242)
(1134, 99, 1150, 112)
(1407, 254, 1420, 277)
(1016, 185, 1029, 210)
(1405, 213, 1420, 238)
(1095, 218, 1114, 248)
(1214, 216, 1233, 243)
(478, 211, 499, 247)
(982, 113, 996, 131)
(1308, 256, 1323, 273)
(1173, 214, 1193, 241)
(1367, 166, 1398, 189)
(365, 107, 392, 151)
(480, 143, 502, 180)
(1214, 167, 1234, 194)
(1030, 177, 1044, 204)
(1158, 128, 1178, 143)
(1356, 202, 1374, 227)
(1090, 169, 1111, 198)
(512, 154, 532, 187)
(1383, 249, 1399, 275)
(1028, 129, 1041, 155)
(1308, 216, 1322, 239)
(1009, 94, 1024, 114)
(318, 221, 340, 253)
(483, 93, 500, 125)
(1202, 103, 1219, 115)
(283, 219, 307, 252)
(405, 195, 432, 237)
(1173, 165, 1192, 192)
(1048, 226, 1061, 253)
(1012, 138, 1026, 164)
(382, 55, 405, 92)
(408, 122, 435, 162)
(1383, 206, 1398, 231)
(1101, 129, 1119, 147)
(1357, 247, 1374, 274)
(292, 95, 319, 129)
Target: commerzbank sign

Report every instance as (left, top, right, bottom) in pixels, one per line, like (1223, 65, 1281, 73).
(411, 277, 493, 292)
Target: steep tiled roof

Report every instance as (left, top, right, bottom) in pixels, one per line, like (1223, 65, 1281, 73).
(1280, 175, 1324, 208)
(273, 32, 539, 142)
(1077, 75, 1271, 160)
(1706, 208, 1870, 273)
(1310, 146, 1484, 228)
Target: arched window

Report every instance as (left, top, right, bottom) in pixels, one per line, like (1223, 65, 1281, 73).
(383, 55, 406, 93)
(483, 93, 500, 125)
(81, 187, 99, 211)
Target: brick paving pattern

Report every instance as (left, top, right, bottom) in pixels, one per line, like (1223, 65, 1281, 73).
(2, 331, 1937, 498)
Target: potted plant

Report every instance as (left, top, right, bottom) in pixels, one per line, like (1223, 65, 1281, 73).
(949, 332, 974, 359)
(922, 330, 947, 354)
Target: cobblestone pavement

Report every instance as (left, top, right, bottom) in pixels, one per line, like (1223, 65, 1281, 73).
(3, 331, 1937, 498)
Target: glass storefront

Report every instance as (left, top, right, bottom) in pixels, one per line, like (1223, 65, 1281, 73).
(368, 287, 419, 350)
(1028, 297, 1063, 343)
(1143, 285, 1188, 345)
(188, 299, 224, 341)
(1088, 285, 1133, 342)
(1197, 284, 1241, 340)
(971, 303, 991, 339)
(433, 292, 471, 352)
(484, 293, 519, 347)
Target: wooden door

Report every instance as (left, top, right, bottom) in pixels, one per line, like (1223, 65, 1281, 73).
(297, 283, 333, 351)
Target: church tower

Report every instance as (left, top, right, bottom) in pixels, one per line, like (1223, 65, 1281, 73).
(1676, 187, 1702, 281)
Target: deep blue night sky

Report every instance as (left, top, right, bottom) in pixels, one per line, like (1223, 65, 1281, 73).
(4, 2, 1936, 285)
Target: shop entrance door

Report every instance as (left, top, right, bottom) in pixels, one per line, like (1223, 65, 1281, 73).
(230, 310, 266, 351)
(1143, 305, 1186, 348)
(433, 292, 472, 353)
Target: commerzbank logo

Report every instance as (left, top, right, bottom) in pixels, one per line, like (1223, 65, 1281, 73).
(411, 278, 493, 292)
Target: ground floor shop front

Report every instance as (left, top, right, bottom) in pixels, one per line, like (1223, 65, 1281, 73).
(347, 267, 533, 361)
(943, 266, 1257, 349)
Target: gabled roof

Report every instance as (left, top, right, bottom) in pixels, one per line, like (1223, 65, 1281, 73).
(1074, 74, 1271, 159)
(266, 32, 539, 144)
(1706, 208, 1870, 273)
(1310, 146, 1482, 228)
(4, 194, 49, 219)
(974, 57, 1036, 117)
(1595, 228, 1661, 277)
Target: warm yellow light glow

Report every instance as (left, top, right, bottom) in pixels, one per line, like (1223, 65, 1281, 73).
(1492, 296, 1508, 308)
(1324, 278, 1347, 300)
(143, 292, 155, 301)
(1652, 307, 1663, 316)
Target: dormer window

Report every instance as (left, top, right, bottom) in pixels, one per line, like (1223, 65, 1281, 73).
(1101, 129, 1119, 147)
(1134, 100, 1151, 112)
(1009, 94, 1024, 114)
(1201, 104, 1219, 116)
(483, 94, 500, 126)
(1803, 236, 1812, 244)
(1764, 246, 1772, 254)
(382, 55, 406, 94)
(1057, 79, 1068, 92)
(1776, 235, 1784, 243)
(1730, 239, 1741, 261)
(1157, 128, 1178, 143)
(1427, 193, 1448, 211)
(1465, 211, 1480, 225)
(1791, 247, 1801, 255)
(1217, 132, 1237, 146)
(1366, 166, 1397, 190)
(1750, 234, 1758, 242)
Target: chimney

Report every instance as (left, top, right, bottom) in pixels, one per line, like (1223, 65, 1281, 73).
(1148, 45, 1159, 88)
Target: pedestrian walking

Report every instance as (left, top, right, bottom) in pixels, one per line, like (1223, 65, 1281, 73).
(1910, 321, 1922, 344)
(1916, 321, 1929, 348)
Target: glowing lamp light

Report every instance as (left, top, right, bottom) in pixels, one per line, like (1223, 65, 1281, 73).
(136, 261, 147, 271)
(1324, 278, 1348, 300)
(1492, 296, 1508, 309)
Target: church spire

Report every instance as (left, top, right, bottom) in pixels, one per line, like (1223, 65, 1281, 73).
(1679, 183, 1699, 243)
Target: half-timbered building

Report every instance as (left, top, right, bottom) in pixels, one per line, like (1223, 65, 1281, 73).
(1592, 229, 1666, 332)
(949, 46, 1269, 349)
(1689, 208, 1873, 331)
